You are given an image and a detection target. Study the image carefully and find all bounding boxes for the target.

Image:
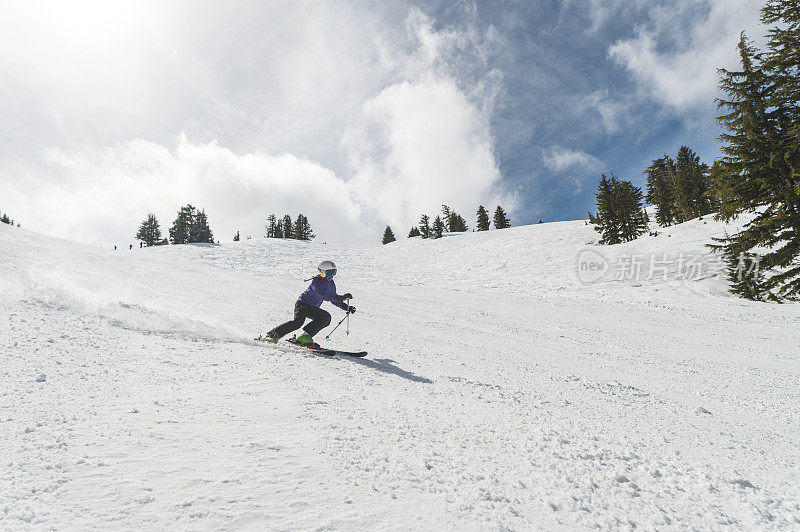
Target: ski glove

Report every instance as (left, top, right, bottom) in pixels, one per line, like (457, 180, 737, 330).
(346, 305, 356, 314)
(339, 293, 353, 301)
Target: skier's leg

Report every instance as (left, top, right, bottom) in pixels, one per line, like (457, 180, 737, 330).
(267, 301, 308, 339)
(302, 306, 331, 338)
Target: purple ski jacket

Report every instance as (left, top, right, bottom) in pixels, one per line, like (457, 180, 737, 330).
(299, 276, 348, 310)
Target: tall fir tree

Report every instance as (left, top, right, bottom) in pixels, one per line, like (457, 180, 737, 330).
(675, 146, 714, 219)
(441, 205, 452, 231)
(281, 215, 293, 239)
(432, 215, 445, 238)
(169, 204, 195, 244)
(617, 180, 649, 242)
(589, 173, 648, 244)
(135, 213, 163, 247)
(382, 225, 396, 244)
(476, 205, 490, 231)
(294, 214, 315, 240)
(408, 226, 421, 238)
(450, 212, 468, 232)
(493, 206, 511, 229)
(589, 174, 620, 244)
(439, 205, 468, 232)
(645, 156, 680, 226)
(726, 251, 767, 301)
(190, 209, 214, 243)
(274, 218, 284, 239)
(762, 0, 800, 149)
(418, 214, 431, 239)
(265, 214, 277, 238)
(711, 25, 800, 299)
(709, 159, 740, 221)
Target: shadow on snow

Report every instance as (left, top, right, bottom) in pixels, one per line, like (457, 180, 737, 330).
(341, 356, 432, 384)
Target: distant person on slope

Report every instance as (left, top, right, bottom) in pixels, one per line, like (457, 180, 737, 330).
(260, 260, 355, 347)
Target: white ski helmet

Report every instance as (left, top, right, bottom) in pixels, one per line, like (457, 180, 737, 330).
(318, 260, 337, 277)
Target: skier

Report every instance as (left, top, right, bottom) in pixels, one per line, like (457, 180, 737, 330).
(260, 260, 355, 346)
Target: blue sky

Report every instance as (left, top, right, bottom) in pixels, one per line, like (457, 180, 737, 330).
(422, 0, 760, 224)
(0, 0, 763, 245)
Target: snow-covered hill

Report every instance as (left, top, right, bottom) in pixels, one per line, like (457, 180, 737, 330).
(2, 217, 799, 529)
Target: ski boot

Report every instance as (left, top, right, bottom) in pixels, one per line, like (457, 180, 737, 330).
(256, 334, 278, 343)
(287, 333, 321, 349)
(295, 333, 318, 347)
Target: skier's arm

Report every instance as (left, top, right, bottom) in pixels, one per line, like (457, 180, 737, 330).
(331, 295, 349, 311)
(334, 292, 353, 311)
(309, 278, 349, 310)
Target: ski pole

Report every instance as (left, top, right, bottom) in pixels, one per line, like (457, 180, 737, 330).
(346, 297, 351, 335)
(326, 312, 348, 340)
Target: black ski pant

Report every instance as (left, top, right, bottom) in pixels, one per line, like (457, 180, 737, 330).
(268, 301, 331, 339)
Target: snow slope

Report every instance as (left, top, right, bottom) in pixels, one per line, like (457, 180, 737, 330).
(2, 217, 799, 529)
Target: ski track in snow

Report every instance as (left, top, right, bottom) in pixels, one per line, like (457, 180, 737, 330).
(2, 217, 800, 529)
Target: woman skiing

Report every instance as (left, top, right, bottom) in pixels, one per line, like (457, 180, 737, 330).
(260, 260, 355, 346)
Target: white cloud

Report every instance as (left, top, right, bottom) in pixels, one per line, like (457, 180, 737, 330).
(578, 90, 626, 134)
(543, 146, 601, 172)
(6, 135, 369, 246)
(608, 0, 763, 110)
(341, 9, 513, 232)
(344, 79, 507, 230)
(0, 2, 514, 245)
(542, 146, 602, 194)
(562, 0, 651, 33)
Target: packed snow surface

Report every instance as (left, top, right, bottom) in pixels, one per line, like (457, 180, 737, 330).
(2, 216, 799, 529)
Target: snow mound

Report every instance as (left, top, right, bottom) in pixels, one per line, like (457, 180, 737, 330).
(1, 218, 799, 529)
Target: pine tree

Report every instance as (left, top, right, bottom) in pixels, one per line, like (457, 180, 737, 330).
(294, 214, 315, 240)
(234, 231, 240, 242)
(664, 156, 687, 224)
(382, 225, 396, 244)
(274, 219, 284, 239)
(589, 174, 620, 245)
(709, 160, 739, 221)
(265, 214, 277, 238)
(450, 212, 468, 232)
(675, 146, 714, 219)
(432, 215, 445, 238)
(439, 205, 468, 232)
(418, 215, 431, 239)
(441, 205, 452, 232)
(1, 211, 19, 226)
(190, 209, 214, 243)
(169, 205, 195, 244)
(304, 215, 315, 240)
(408, 227, 421, 238)
(711, 26, 800, 299)
(281, 215, 293, 239)
(645, 156, 680, 226)
(617, 180, 649, 242)
(493, 206, 511, 229)
(762, 1, 800, 149)
(136, 213, 163, 247)
(590, 173, 648, 244)
(726, 251, 767, 300)
(476, 205, 490, 231)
